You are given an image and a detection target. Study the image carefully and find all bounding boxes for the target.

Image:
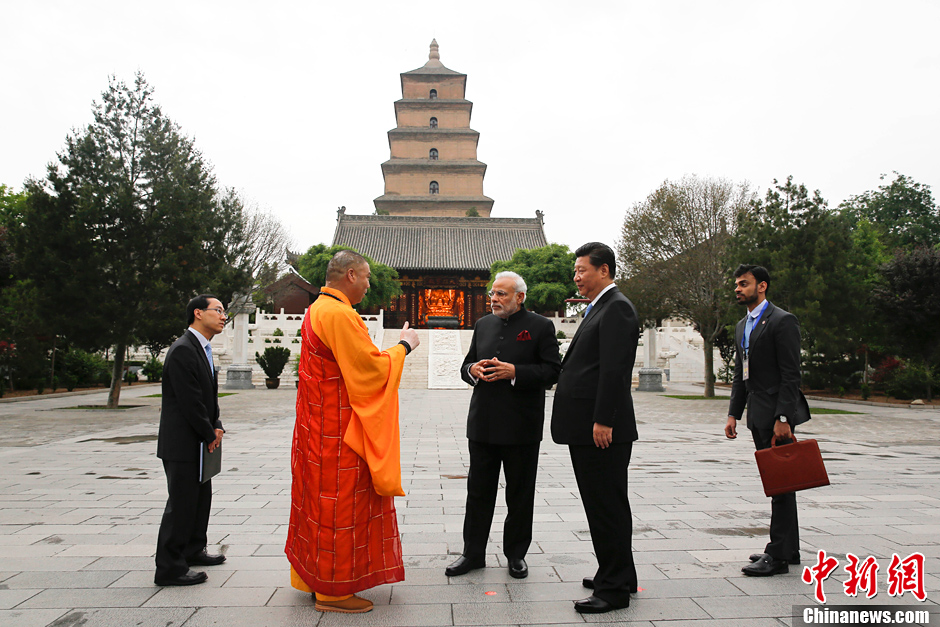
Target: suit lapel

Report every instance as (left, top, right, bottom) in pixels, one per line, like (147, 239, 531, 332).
(564, 287, 616, 363)
(185, 331, 213, 384)
(747, 301, 775, 351)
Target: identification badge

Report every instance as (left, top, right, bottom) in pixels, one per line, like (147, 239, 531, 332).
(743, 356, 750, 380)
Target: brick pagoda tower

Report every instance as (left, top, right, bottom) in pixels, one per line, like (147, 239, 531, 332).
(373, 39, 494, 217)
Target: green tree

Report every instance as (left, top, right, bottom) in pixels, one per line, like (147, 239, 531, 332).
(0, 186, 50, 392)
(490, 243, 576, 314)
(870, 247, 940, 400)
(292, 244, 401, 312)
(618, 175, 753, 396)
(730, 177, 882, 390)
(13, 73, 242, 407)
(840, 172, 939, 250)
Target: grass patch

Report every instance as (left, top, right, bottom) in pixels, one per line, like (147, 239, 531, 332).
(142, 392, 236, 398)
(809, 408, 862, 415)
(663, 395, 731, 400)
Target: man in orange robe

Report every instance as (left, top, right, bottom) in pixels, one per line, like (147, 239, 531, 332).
(286, 250, 420, 613)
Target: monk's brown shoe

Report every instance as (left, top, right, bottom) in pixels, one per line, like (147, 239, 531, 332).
(314, 594, 373, 613)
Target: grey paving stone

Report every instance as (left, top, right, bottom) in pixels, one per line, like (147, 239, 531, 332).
(693, 593, 812, 619)
(0, 384, 937, 626)
(392, 583, 511, 605)
(1, 570, 125, 589)
(43, 607, 195, 626)
(17, 586, 157, 608)
(453, 599, 582, 625)
(320, 602, 453, 626)
(143, 585, 275, 607)
(649, 620, 782, 627)
(222, 569, 287, 588)
(0, 609, 70, 627)
(0, 589, 41, 610)
(0, 557, 96, 572)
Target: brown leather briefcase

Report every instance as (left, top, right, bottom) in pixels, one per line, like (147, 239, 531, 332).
(754, 436, 830, 497)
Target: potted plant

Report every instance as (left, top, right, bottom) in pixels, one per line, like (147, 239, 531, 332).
(255, 346, 292, 389)
(292, 355, 301, 388)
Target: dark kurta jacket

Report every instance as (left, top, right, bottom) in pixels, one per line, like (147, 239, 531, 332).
(461, 307, 561, 445)
(551, 286, 640, 446)
(157, 330, 222, 462)
(728, 300, 811, 431)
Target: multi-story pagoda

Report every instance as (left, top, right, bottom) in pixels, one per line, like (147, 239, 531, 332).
(373, 39, 494, 217)
(334, 41, 547, 329)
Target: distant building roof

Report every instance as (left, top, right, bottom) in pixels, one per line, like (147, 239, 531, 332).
(332, 210, 548, 272)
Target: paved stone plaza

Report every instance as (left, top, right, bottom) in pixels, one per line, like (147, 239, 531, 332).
(0, 384, 937, 626)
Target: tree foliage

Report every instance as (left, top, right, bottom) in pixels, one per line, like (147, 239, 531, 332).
(618, 175, 753, 395)
(490, 243, 576, 314)
(292, 244, 401, 312)
(12, 73, 243, 406)
(729, 176, 886, 389)
(870, 247, 940, 399)
(840, 172, 939, 250)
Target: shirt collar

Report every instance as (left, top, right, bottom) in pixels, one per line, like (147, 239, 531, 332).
(188, 326, 211, 348)
(590, 282, 617, 307)
(749, 299, 769, 320)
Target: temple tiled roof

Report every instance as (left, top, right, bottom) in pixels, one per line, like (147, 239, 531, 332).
(331, 211, 548, 272)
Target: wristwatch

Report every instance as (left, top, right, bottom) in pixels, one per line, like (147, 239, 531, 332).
(778, 416, 788, 423)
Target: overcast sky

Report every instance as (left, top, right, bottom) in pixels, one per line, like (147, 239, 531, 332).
(3, 1, 938, 256)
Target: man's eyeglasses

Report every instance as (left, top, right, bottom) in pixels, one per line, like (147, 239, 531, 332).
(487, 290, 512, 298)
(202, 307, 227, 317)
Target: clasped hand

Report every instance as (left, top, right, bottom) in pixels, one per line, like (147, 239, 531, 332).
(471, 357, 515, 382)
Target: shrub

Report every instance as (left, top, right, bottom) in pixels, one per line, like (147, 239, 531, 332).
(59, 348, 110, 389)
(255, 346, 292, 379)
(141, 356, 163, 382)
(124, 370, 139, 384)
(272, 328, 284, 337)
(884, 361, 935, 400)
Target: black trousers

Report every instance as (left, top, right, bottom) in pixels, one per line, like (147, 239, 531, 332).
(461, 440, 540, 560)
(155, 460, 212, 580)
(569, 442, 636, 608)
(751, 427, 800, 561)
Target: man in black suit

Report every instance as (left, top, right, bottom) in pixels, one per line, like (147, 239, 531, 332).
(154, 294, 227, 586)
(725, 265, 811, 577)
(551, 242, 640, 614)
(446, 271, 561, 580)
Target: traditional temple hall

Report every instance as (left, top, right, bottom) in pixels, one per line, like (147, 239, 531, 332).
(332, 40, 547, 329)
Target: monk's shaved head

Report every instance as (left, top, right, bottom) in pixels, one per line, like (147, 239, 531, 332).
(326, 250, 368, 282)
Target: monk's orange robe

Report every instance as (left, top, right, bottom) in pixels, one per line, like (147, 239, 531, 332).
(286, 287, 407, 596)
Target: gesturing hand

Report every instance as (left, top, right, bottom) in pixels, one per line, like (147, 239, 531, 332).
(400, 321, 420, 350)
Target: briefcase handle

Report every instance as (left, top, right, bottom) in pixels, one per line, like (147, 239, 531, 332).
(770, 432, 798, 448)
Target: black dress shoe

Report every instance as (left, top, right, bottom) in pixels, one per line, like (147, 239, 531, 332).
(574, 595, 627, 613)
(749, 552, 800, 565)
(445, 555, 485, 577)
(154, 569, 208, 586)
(187, 550, 226, 566)
(742, 554, 789, 576)
(582, 577, 638, 593)
(508, 558, 528, 579)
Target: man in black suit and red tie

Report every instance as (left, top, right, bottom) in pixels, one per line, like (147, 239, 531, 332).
(446, 271, 561, 580)
(154, 294, 228, 586)
(725, 264, 811, 577)
(551, 242, 640, 614)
